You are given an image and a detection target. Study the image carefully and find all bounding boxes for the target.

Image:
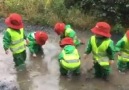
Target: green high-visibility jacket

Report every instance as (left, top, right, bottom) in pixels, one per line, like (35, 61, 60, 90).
(116, 35, 129, 62)
(91, 36, 112, 66)
(60, 27, 81, 46)
(85, 36, 115, 60)
(58, 45, 80, 70)
(3, 28, 26, 54)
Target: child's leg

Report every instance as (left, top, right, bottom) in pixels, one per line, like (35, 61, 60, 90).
(126, 62, 129, 70)
(101, 66, 111, 80)
(59, 64, 68, 75)
(34, 44, 44, 55)
(94, 62, 102, 78)
(117, 60, 127, 72)
(13, 50, 26, 67)
(73, 66, 81, 75)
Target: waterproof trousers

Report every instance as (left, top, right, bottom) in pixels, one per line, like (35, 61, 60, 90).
(59, 63, 80, 76)
(94, 62, 111, 79)
(117, 60, 129, 72)
(13, 50, 26, 67)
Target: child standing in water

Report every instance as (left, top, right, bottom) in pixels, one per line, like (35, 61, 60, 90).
(54, 22, 84, 47)
(3, 13, 27, 67)
(115, 30, 129, 73)
(27, 31, 48, 57)
(84, 22, 115, 80)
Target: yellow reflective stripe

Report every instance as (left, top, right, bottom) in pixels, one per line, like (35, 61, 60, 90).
(63, 59, 80, 63)
(96, 57, 109, 66)
(99, 62, 109, 66)
(10, 45, 25, 52)
(12, 38, 24, 45)
(7, 28, 25, 54)
(118, 52, 129, 62)
(61, 60, 80, 70)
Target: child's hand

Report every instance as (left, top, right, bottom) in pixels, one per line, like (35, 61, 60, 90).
(25, 39, 29, 46)
(83, 54, 88, 59)
(5, 50, 9, 55)
(33, 53, 37, 58)
(109, 60, 114, 65)
(80, 38, 85, 44)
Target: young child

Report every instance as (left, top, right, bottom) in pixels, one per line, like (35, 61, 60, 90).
(54, 22, 84, 46)
(58, 37, 81, 77)
(27, 31, 48, 57)
(84, 22, 115, 80)
(3, 13, 27, 67)
(115, 30, 129, 73)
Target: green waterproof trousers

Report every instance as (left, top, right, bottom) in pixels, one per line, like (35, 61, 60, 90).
(13, 50, 26, 67)
(94, 62, 111, 79)
(117, 60, 129, 72)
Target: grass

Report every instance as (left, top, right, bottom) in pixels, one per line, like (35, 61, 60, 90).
(0, 0, 96, 29)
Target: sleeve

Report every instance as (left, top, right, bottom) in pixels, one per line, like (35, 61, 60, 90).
(27, 40, 37, 53)
(3, 31, 11, 51)
(84, 38, 92, 54)
(58, 51, 63, 62)
(23, 30, 27, 39)
(68, 30, 75, 38)
(115, 38, 125, 52)
(27, 33, 37, 53)
(106, 40, 115, 60)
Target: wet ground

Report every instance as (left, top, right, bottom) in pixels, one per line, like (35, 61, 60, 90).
(0, 19, 129, 90)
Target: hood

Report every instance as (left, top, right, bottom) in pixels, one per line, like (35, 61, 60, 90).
(63, 45, 75, 54)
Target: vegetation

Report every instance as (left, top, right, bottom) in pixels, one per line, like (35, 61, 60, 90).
(0, 0, 95, 29)
(0, 0, 129, 32)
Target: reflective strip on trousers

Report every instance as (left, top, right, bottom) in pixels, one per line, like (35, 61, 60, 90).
(63, 59, 80, 63)
(121, 53, 129, 59)
(119, 53, 129, 62)
(96, 57, 109, 66)
(10, 45, 25, 52)
(11, 38, 24, 45)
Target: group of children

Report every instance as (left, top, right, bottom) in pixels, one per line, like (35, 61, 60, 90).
(2, 13, 129, 81)
(3, 13, 48, 67)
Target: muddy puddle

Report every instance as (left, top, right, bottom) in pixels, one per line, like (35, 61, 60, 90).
(0, 20, 129, 90)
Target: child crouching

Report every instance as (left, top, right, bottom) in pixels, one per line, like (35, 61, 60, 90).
(58, 37, 81, 78)
(27, 31, 48, 57)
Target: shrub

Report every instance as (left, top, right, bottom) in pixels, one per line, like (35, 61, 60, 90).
(65, 0, 129, 28)
(0, 0, 96, 29)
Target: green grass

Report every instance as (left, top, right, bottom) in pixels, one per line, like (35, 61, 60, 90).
(0, 0, 96, 29)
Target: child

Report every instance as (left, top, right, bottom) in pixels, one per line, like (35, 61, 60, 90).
(58, 37, 81, 77)
(115, 30, 129, 73)
(3, 13, 27, 67)
(84, 22, 115, 80)
(27, 31, 48, 57)
(54, 22, 84, 46)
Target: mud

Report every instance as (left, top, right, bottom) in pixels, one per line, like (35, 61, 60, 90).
(0, 19, 129, 90)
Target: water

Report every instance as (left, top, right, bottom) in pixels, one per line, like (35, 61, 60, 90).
(0, 35, 19, 90)
(0, 19, 129, 90)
